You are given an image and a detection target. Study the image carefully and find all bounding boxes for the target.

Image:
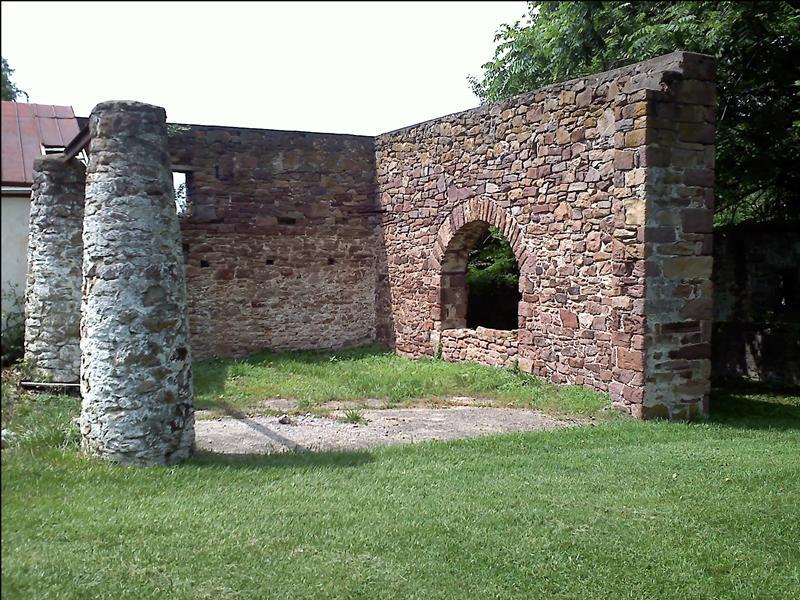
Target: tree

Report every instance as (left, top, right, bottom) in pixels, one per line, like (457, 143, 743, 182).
(1, 57, 28, 101)
(470, 1, 800, 225)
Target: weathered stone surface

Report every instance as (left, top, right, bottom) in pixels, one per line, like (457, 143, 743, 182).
(24, 157, 85, 382)
(168, 126, 378, 359)
(24, 52, 715, 423)
(440, 327, 518, 368)
(644, 54, 716, 419)
(80, 101, 194, 465)
(375, 51, 715, 419)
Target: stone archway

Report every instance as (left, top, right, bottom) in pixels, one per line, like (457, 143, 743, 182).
(429, 198, 533, 367)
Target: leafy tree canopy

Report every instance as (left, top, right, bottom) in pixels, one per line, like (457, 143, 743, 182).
(1, 57, 27, 102)
(470, 1, 800, 225)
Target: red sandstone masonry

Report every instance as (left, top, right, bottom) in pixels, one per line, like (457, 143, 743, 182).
(22, 55, 714, 422)
(375, 51, 715, 419)
(167, 127, 379, 360)
(441, 327, 518, 368)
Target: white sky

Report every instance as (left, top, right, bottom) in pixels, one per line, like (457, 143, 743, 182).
(1, 1, 528, 135)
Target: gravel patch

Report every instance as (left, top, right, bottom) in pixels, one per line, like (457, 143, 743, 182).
(196, 407, 578, 455)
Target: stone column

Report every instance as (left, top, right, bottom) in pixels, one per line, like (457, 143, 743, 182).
(24, 157, 85, 382)
(641, 53, 716, 419)
(80, 101, 194, 465)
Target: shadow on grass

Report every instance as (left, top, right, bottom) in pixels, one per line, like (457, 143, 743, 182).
(189, 448, 375, 470)
(709, 379, 800, 431)
(191, 344, 394, 408)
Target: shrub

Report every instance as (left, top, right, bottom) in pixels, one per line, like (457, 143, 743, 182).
(1, 286, 25, 366)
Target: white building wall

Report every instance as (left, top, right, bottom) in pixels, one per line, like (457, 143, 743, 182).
(1, 193, 31, 315)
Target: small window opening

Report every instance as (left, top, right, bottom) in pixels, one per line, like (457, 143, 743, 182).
(440, 222, 521, 331)
(200, 260, 210, 268)
(327, 257, 336, 265)
(265, 259, 274, 266)
(41, 144, 65, 156)
(173, 171, 191, 217)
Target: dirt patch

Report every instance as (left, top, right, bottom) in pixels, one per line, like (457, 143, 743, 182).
(195, 407, 582, 455)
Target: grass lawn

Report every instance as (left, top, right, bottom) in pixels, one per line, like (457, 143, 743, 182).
(2, 349, 799, 599)
(192, 344, 609, 417)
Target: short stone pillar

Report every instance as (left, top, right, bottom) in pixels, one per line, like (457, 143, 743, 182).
(24, 157, 85, 382)
(80, 101, 194, 465)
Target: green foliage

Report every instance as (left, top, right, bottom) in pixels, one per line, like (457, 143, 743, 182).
(1, 57, 27, 102)
(466, 226, 521, 329)
(467, 226, 519, 287)
(1, 286, 25, 367)
(341, 409, 367, 425)
(470, 1, 800, 225)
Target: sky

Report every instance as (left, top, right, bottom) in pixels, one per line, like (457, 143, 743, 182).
(1, 1, 529, 135)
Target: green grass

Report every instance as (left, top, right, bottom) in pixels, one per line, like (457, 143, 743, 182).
(340, 409, 367, 425)
(192, 344, 608, 417)
(2, 369, 799, 598)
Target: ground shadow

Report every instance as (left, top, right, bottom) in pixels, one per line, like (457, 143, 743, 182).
(709, 379, 800, 431)
(189, 397, 377, 468)
(208, 398, 309, 451)
(188, 447, 375, 470)
(191, 344, 393, 405)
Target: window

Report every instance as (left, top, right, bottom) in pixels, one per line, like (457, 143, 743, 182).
(465, 226, 521, 330)
(41, 144, 65, 156)
(440, 221, 521, 331)
(172, 171, 191, 218)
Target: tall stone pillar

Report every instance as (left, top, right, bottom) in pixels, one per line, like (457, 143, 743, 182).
(80, 101, 194, 465)
(24, 157, 85, 383)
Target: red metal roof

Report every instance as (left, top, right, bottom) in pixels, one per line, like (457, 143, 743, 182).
(1, 101, 80, 186)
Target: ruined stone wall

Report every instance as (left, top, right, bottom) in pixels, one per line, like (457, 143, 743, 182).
(167, 126, 378, 360)
(375, 51, 715, 418)
(21, 52, 717, 421)
(642, 57, 716, 418)
(440, 327, 518, 368)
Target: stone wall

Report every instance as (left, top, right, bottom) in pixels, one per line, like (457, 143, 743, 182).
(712, 223, 800, 385)
(167, 126, 379, 360)
(375, 51, 715, 418)
(440, 327, 518, 368)
(22, 52, 718, 421)
(24, 156, 85, 382)
(642, 58, 716, 418)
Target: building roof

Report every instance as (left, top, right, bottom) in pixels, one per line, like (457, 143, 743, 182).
(1, 101, 80, 187)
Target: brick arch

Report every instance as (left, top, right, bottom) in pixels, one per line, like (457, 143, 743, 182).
(430, 197, 532, 276)
(430, 198, 532, 330)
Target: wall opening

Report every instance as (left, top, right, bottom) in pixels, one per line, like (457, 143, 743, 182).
(466, 226, 521, 330)
(172, 171, 192, 218)
(440, 220, 521, 331)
